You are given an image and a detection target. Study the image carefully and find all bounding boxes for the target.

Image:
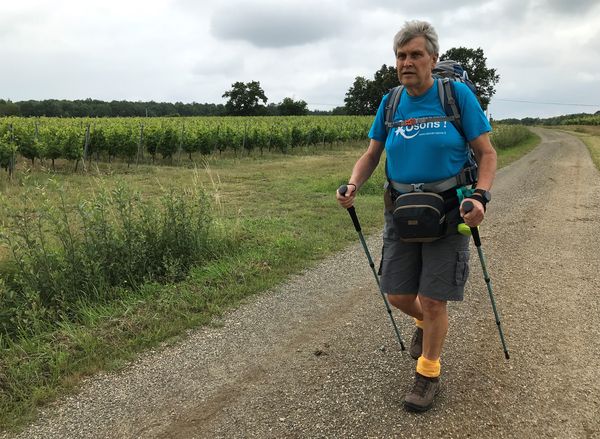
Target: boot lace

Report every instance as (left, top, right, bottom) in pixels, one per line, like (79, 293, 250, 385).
(412, 375, 431, 397)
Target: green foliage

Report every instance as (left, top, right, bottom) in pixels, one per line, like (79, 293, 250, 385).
(278, 97, 309, 116)
(440, 47, 500, 111)
(0, 183, 220, 340)
(106, 126, 137, 164)
(507, 112, 600, 126)
(158, 126, 178, 160)
(0, 131, 17, 172)
(344, 65, 398, 115)
(0, 99, 228, 117)
(222, 81, 268, 116)
(0, 115, 375, 174)
(61, 128, 83, 164)
(490, 124, 534, 149)
(89, 125, 107, 159)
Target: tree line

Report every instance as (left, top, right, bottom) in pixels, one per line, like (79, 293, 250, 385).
(0, 93, 323, 117)
(498, 112, 600, 126)
(2, 47, 499, 118)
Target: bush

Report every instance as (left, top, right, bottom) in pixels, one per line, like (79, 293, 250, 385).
(490, 125, 533, 150)
(0, 182, 224, 340)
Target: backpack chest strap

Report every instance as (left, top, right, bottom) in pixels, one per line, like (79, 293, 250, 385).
(385, 115, 457, 129)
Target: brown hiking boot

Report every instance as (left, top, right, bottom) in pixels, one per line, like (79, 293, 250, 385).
(404, 373, 441, 412)
(409, 327, 423, 360)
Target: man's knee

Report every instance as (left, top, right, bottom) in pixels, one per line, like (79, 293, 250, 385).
(419, 295, 447, 316)
(387, 293, 416, 309)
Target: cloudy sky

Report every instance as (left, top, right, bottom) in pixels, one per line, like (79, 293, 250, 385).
(1, 0, 599, 119)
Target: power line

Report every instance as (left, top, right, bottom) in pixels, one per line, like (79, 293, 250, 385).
(493, 98, 600, 108)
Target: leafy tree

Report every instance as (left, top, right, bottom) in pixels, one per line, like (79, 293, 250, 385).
(440, 47, 499, 111)
(344, 77, 371, 115)
(278, 97, 308, 116)
(344, 65, 398, 115)
(370, 64, 399, 106)
(0, 99, 19, 116)
(222, 81, 268, 116)
(331, 106, 348, 115)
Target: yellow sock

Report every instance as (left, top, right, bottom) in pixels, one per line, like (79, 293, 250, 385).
(416, 356, 441, 378)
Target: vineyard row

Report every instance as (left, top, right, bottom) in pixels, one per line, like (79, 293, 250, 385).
(0, 116, 374, 174)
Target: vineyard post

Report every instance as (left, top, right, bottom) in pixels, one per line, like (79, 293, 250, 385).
(8, 123, 15, 179)
(34, 119, 40, 168)
(178, 120, 184, 164)
(243, 122, 247, 156)
(83, 123, 90, 172)
(137, 123, 144, 166)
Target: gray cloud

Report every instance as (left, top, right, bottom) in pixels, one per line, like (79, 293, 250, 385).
(209, 1, 347, 48)
(544, 0, 600, 14)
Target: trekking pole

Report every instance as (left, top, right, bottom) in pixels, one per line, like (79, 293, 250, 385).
(338, 185, 405, 351)
(463, 200, 510, 360)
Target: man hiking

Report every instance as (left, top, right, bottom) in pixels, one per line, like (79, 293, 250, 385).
(336, 20, 496, 412)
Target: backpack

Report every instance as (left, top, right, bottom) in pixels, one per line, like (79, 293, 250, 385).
(383, 59, 479, 187)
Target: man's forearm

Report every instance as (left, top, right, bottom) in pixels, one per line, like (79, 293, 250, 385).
(475, 149, 497, 190)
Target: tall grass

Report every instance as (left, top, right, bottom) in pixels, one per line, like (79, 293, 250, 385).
(490, 124, 534, 150)
(0, 181, 229, 342)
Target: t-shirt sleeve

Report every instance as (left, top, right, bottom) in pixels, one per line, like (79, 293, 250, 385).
(368, 94, 390, 142)
(454, 82, 492, 142)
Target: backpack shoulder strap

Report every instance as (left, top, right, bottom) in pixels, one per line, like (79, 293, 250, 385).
(437, 78, 478, 180)
(437, 78, 465, 139)
(385, 85, 404, 133)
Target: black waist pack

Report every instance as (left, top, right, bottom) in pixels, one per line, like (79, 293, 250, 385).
(392, 192, 447, 242)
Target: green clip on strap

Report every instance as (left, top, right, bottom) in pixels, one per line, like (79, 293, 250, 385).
(456, 186, 475, 204)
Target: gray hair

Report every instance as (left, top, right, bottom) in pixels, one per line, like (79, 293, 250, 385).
(393, 20, 439, 56)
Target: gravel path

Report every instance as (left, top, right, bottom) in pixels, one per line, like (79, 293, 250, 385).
(3, 128, 600, 439)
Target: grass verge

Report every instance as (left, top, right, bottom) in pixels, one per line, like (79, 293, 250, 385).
(0, 133, 540, 432)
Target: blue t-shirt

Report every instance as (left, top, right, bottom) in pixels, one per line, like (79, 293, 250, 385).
(369, 80, 491, 183)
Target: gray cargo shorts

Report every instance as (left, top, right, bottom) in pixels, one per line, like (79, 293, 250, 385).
(380, 207, 470, 301)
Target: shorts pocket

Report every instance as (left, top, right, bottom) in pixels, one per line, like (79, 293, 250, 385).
(455, 250, 470, 286)
(383, 211, 397, 240)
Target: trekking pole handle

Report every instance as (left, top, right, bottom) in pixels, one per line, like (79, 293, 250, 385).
(338, 185, 361, 232)
(462, 200, 482, 247)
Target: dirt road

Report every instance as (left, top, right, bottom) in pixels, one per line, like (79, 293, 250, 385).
(4, 128, 600, 438)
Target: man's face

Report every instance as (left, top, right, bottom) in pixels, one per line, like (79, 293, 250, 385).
(395, 36, 437, 93)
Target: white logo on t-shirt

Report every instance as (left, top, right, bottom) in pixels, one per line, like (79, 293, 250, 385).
(394, 121, 447, 140)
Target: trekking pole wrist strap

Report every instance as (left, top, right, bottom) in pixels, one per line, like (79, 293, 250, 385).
(467, 194, 487, 212)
